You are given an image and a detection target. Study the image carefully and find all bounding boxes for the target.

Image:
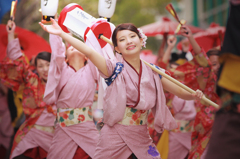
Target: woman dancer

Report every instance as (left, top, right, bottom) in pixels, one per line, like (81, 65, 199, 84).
(43, 33, 99, 159)
(0, 20, 56, 159)
(39, 19, 203, 159)
(155, 36, 196, 159)
(171, 25, 220, 159)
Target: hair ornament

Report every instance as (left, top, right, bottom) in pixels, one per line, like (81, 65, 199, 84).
(137, 28, 147, 48)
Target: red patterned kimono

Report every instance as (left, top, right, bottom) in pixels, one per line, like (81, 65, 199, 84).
(0, 38, 56, 158)
(169, 49, 220, 159)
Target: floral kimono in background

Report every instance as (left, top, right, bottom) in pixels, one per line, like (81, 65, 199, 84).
(170, 49, 220, 159)
(149, 59, 196, 159)
(0, 38, 56, 159)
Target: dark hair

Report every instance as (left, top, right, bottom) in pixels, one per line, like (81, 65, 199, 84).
(84, 60, 88, 66)
(169, 52, 179, 63)
(35, 52, 51, 66)
(206, 49, 220, 57)
(112, 23, 141, 48)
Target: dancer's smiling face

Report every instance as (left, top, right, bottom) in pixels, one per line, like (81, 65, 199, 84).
(36, 59, 50, 82)
(34, 52, 51, 82)
(207, 49, 220, 75)
(114, 30, 143, 57)
(112, 23, 143, 57)
(209, 55, 220, 74)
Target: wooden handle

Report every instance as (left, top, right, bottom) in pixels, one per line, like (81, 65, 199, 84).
(142, 60, 219, 109)
(99, 35, 219, 109)
(100, 35, 113, 46)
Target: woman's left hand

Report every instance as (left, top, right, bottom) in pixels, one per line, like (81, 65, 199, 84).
(167, 35, 177, 48)
(39, 18, 62, 36)
(180, 25, 192, 38)
(192, 89, 204, 101)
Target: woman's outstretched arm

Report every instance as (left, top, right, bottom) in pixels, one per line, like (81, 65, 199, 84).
(161, 76, 203, 100)
(162, 36, 177, 63)
(39, 18, 109, 77)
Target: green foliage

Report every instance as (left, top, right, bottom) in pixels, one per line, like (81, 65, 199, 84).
(111, 0, 171, 52)
(112, 0, 155, 27)
(145, 37, 161, 53)
(58, 0, 99, 17)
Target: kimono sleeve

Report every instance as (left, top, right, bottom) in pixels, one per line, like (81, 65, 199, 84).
(151, 72, 177, 133)
(98, 58, 117, 79)
(49, 34, 66, 70)
(44, 34, 67, 104)
(157, 58, 168, 70)
(190, 48, 214, 89)
(191, 48, 211, 68)
(0, 38, 33, 91)
(88, 60, 99, 81)
(172, 48, 215, 90)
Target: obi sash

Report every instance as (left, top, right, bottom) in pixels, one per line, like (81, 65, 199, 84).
(170, 119, 194, 133)
(118, 107, 149, 126)
(57, 107, 93, 127)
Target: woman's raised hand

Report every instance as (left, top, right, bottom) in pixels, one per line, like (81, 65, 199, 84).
(180, 25, 192, 38)
(39, 18, 62, 36)
(167, 35, 177, 48)
(6, 20, 15, 34)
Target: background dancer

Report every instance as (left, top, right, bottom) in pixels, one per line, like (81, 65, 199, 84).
(43, 32, 99, 159)
(156, 36, 196, 159)
(0, 20, 56, 159)
(169, 25, 220, 159)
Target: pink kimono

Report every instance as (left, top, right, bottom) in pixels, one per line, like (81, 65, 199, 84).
(44, 34, 99, 159)
(93, 57, 177, 159)
(168, 96, 196, 159)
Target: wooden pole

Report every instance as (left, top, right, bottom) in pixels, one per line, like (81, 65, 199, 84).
(99, 35, 219, 109)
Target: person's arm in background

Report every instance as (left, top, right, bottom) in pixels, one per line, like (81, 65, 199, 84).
(180, 25, 201, 55)
(39, 18, 109, 77)
(0, 20, 32, 91)
(162, 35, 177, 63)
(179, 25, 210, 68)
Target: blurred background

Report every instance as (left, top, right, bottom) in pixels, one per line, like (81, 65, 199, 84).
(0, 0, 229, 53)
